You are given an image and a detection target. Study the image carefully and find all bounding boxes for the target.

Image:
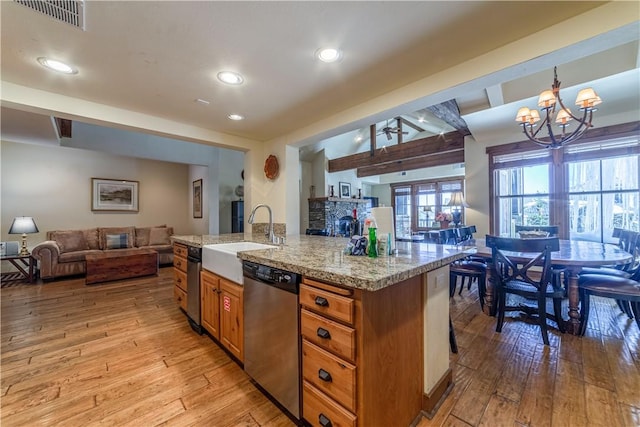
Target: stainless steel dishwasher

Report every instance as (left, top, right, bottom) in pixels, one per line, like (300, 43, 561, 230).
(186, 246, 202, 334)
(243, 261, 301, 421)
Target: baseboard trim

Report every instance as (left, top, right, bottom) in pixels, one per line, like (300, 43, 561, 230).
(421, 368, 453, 419)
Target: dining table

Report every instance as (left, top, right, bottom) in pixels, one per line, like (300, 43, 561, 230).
(468, 238, 633, 335)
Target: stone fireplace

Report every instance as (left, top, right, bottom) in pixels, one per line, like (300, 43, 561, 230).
(308, 197, 369, 236)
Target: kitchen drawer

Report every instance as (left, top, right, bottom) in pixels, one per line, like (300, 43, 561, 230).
(303, 381, 356, 427)
(174, 268, 187, 292)
(173, 243, 188, 259)
(300, 284, 354, 325)
(303, 340, 356, 413)
(173, 285, 187, 311)
(301, 309, 356, 362)
(173, 254, 187, 273)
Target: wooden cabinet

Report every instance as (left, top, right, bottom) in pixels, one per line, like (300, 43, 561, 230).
(300, 275, 424, 427)
(300, 278, 358, 426)
(173, 243, 188, 310)
(219, 278, 244, 361)
(200, 269, 220, 339)
(200, 269, 244, 362)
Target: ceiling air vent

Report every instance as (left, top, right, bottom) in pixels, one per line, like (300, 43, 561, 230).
(14, 0, 85, 30)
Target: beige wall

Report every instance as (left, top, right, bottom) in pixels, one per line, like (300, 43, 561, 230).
(1, 140, 190, 249)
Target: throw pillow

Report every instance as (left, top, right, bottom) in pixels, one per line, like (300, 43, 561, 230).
(99, 226, 134, 249)
(148, 227, 171, 245)
(135, 224, 167, 247)
(105, 233, 129, 250)
(52, 230, 89, 254)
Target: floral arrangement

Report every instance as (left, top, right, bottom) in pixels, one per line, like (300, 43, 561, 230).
(435, 212, 453, 222)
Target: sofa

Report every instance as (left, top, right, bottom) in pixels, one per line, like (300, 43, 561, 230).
(32, 225, 174, 280)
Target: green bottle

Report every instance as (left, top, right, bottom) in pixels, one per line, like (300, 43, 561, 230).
(368, 227, 378, 258)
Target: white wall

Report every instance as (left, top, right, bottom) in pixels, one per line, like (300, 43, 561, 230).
(217, 150, 245, 234)
(1, 140, 190, 248)
(189, 165, 209, 235)
(300, 161, 312, 232)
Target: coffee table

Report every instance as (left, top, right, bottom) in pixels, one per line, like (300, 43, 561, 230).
(85, 248, 158, 285)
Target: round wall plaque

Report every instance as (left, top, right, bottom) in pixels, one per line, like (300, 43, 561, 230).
(264, 155, 279, 180)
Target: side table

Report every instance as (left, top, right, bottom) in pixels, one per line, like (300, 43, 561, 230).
(0, 254, 37, 284)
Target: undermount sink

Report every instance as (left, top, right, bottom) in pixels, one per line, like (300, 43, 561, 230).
(202, 242, 276, 284)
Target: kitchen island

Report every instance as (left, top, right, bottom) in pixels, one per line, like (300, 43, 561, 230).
(172, 233, 469, 426)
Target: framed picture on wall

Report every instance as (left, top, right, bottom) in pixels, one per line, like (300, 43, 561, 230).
(91, 178, 139, 212)
(339, 182, 351, 198)
(193, 179, 203, 218)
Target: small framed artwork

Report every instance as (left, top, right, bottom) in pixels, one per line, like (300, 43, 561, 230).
(339, 182, 351, 198)
(193, 179, 203, 218)
(91, 178, 139, 212)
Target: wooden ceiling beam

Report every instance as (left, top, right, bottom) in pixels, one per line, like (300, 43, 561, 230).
(357, 149, 464, 177)
(399, 117, 425, 133)
(328, 131, 464, 172)
(54, 117, 72, 138)
(426, 99, 471, 136)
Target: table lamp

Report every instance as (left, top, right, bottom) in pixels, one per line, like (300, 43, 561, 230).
(8, 216, 39, 256)
(448, 192, 469, 227)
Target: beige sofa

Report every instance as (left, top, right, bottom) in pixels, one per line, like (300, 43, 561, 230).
(32, 225, 174, 280)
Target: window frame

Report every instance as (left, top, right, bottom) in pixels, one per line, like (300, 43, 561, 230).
(487, 121, 640, 240)
(391, 177, 465, 235)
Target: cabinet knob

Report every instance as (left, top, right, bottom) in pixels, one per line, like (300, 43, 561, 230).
(314, 296, 329, 307)
(177, 278, 182, 284)
(316, 327, 331, 339)
(318, 368, 332, 382)
(319, 414, 332, 427)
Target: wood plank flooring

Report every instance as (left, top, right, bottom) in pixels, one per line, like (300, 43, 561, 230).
(2, 268, 639, 426)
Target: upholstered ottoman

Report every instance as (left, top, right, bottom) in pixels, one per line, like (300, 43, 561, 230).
(85, 248, 158, 285)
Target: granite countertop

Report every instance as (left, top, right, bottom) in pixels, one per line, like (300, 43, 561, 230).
(171, 233, 469, 292)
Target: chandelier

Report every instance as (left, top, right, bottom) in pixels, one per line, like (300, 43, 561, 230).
(515, 66, 602, 149)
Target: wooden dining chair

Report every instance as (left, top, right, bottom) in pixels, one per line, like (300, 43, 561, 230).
(486, 235, 565, 346)
(440, 228, 487, 309)
(578, 274, 640, 335)
(580, 229, 640, 318)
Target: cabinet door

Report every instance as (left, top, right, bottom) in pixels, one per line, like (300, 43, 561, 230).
(219, 278, 244, 362)
(200, 270, 220, 339)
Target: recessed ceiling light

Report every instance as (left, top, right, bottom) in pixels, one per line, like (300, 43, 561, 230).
(37, 57, 77, 74)
(195, 98, 210, 105)
(217, 71, 244, 85)
(316, 48, 342, 63)
(228, 114, 244, 121)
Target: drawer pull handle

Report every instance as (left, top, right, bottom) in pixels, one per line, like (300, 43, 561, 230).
(318, 368, 332, 382)
(316, 327, 331, 339)
(319, 414, 332, 427)
(315, 296, 329, 307)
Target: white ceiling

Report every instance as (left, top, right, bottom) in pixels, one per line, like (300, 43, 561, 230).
(1, 1, 638, 151)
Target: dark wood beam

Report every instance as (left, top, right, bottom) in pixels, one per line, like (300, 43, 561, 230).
(370, 124, 376, 156)
(426, 100, 470, 136)
(400, 117, 425, 133)
(328, 131, 464, 173)
(357, 150, 465, 177)
(54, 117, 72, 138)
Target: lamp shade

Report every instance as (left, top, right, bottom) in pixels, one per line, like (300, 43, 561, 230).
(8, 217, 39, 234)
(448, 191, 469, 208)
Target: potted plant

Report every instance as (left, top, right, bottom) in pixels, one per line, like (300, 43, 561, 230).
(435, 212, 453, 228)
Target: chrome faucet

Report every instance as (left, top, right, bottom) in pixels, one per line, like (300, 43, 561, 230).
(248, 204, 275, 243)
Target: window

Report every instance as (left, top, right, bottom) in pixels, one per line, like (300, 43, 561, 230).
(567, 152, 639, 243)
(392, 178, 464, 237)
(495, 163, 550, 236)
(488, 123, 640, 242)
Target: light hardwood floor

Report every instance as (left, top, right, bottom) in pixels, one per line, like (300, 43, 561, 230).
(1, 268, 639, 426)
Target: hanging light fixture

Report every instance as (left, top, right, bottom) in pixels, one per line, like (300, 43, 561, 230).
(515, 66, 602, 149)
